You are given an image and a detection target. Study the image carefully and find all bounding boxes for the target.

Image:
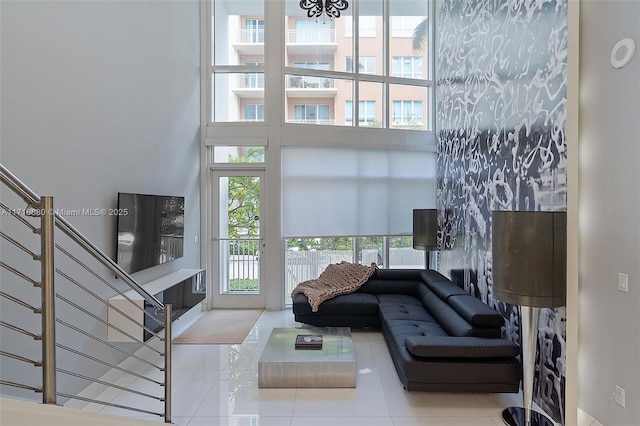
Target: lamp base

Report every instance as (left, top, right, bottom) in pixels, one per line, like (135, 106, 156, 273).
(501, 407, 556, 426)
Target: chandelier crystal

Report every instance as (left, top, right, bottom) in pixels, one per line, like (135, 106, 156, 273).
(299, 0, 349, 21)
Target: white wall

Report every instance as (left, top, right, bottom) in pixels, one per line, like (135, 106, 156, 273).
(0, 0, 200, 400)
(579, 1, 640, 425)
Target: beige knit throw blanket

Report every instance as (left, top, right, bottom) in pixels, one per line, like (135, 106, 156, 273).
(291, 261, 377, 312)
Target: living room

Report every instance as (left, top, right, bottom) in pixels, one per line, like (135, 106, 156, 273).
(1, 1, 638, 426)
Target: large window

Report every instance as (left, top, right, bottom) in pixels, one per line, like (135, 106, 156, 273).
(284, 236, 426, 301)
(282, 146, 436, 237)
(210, 0, 432, 130)
(206, 0, 436, 310)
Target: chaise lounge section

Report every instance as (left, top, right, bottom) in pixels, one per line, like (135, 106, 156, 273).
(292, 268, 521, 393)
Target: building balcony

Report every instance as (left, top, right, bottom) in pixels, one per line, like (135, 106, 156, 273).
(231, 74, 265, 99)
(286, 29, 338, 56)
(287, 119, 336, 125)
(285, 76, 338, 98)
(231, 29, 265, 56)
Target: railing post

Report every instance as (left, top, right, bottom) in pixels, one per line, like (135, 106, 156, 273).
(39, 196, 57, 404)
(163, 304, 172, 423)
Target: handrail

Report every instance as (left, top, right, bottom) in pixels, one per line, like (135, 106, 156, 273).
(0, 162, 172, 422)
(0, 164, 41, 205)
(0, 163, 162, 309)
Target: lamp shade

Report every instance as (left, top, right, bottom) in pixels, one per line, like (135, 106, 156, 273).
(492, 211, 566, 308)
(413, 209, 438, 250)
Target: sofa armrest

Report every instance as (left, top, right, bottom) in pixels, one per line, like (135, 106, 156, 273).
(404, 336, 520, 358)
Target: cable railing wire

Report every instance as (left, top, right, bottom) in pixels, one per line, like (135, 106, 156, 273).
(57, 392, 163, 418)
(55, 318, 164, 373)
(55, 267, 165, 345)
(0, 231, 39, 260)
(56, 344, 165, 387)
(0, 351, 41, 367)
(55, 293, 164, 356)
(0, 291, 41, 313)
(55, 244, 165, 329)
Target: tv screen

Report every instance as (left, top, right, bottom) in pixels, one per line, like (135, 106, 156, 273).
(116, 192, 184, 274)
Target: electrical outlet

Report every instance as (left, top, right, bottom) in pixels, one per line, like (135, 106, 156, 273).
(618, 273, 629, 293)
(614, 385, 626, 407)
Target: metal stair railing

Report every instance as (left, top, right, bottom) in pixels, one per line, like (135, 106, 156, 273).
(0, 163, 172, 423)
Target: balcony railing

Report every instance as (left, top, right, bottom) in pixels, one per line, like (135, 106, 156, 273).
(234, 29, 264, 44)
(287, 29, 335, 44)
(219, 238, 261, 292)
(287, 119, 336, 125)
(287, 76, 334, 89)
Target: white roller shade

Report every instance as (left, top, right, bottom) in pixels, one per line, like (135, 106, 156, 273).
(282, 146, 437, 237)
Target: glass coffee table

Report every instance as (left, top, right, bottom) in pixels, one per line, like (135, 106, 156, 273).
(258, 327, 356, 388)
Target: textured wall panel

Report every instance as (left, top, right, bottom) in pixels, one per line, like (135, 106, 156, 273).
(435, 0, 568, 423)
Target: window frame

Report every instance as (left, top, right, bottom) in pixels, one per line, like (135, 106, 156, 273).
(205, 0, 436, 139)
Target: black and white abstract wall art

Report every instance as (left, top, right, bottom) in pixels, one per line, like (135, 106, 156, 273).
(435, 0, 568, 423)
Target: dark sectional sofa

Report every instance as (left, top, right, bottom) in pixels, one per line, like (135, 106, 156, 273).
(292, 268, 521, 393)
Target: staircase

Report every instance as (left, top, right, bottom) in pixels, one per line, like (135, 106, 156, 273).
(0, 164, 173, 423)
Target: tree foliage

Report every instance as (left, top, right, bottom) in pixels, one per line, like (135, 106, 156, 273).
(226, 147, 264, 239)
(412, 18, 428, 53)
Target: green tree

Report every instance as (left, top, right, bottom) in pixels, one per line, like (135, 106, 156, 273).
(227, 175, 260, 239)
(226, 146, 264, 240)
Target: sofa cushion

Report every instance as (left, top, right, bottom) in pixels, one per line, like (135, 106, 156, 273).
(379, 303, 436, 323)
(405, 336, 520, 358)
(448, 295, 505, 328)
(377, 269, 425, 281)
(358, 279, 424, 296)
(424, 279, 469, 301)
(421, 292, 475, 337)
(377, 294, 423, 305)
(420, 269, 455, 285)
(292, 292, 379, 316)
(384, 319, 448, 339)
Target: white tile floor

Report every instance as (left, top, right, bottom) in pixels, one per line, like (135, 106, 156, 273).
(90, 309, 526, 426)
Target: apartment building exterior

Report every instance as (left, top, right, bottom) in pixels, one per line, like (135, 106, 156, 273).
(215, 10, 429, 129)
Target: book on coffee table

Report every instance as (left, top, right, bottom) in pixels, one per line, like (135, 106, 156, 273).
(295, 334, 323, 349)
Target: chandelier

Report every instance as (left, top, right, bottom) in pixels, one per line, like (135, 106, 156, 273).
(299, 0, 349, 20)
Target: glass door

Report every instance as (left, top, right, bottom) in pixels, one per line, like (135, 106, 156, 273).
(211, 169, 266, 308)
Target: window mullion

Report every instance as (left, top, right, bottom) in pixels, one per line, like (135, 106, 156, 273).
(383, 0, 390, 128)
(353, 0, 359, 128)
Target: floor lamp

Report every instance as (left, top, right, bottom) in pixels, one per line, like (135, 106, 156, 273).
(413, 209, 438, 269)
(492, 210, 566, 426)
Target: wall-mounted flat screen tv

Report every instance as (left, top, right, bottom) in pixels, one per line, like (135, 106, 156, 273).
(116, 192, 184, 274)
